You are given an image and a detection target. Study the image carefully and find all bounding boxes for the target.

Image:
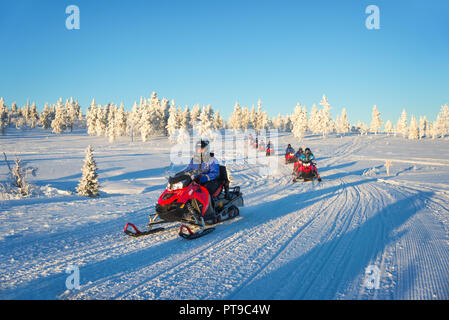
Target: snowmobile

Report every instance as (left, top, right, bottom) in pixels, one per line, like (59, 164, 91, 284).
(292, 159, 321, 182)
(284, 152, 296, 164)
(124, 166, 244, 240)
(266, 147, 273, 156)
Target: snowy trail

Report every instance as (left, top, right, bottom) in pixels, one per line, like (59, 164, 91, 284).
(1, 132, 448, 299)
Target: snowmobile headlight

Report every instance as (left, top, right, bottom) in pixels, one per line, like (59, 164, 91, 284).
(168, 181, 184, 191)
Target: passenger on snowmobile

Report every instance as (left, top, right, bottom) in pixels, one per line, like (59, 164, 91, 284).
(294, 147, 304, 160)
(298, 147, 315, 162)
(266, 141, 273, 156)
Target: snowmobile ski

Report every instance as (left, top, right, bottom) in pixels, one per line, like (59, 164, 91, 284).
(124, 222, 165, 237)
(178, 224, 215, 240)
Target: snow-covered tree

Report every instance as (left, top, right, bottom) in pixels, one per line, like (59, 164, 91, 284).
(181, 106, 191, 131)
(166, 103, 179, 143)
(199, 105, 214, 138)
(51, 99, 68, 134)
(95, 105, 107, 136)
(385, 120, 393, 136)
(396, 109, 408, 138)
(228, 102, 243, 132)
(336, 108, 350, 136)
(115, 103, 127, 137)
(418, 116, 427, 139)
(408, 115, 419, 140)
(76, 145, 100, 197)
(190, 104, 201, 129)
(213, 110, 225, 130)
(434, 104, 449, 138)
(0, 98, 8, 135)
(86, 99, 98, 136)
(369, 105, 383, 134)
(292, 103, 308, 140)
(308, 104, 319, 134)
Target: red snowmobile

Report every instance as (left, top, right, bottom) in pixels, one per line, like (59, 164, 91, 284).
(266, 147, 273, 156)
(124, 166, 243, 240)
(292, 159, 321, 182)
(285, 152, 296, 164)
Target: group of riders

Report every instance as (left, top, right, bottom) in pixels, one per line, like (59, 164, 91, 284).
(285, 143, 321, 182)
(180, 138, 320, 200)
(248, 135, 274, 156)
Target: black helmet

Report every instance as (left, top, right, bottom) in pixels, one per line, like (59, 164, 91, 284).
(287, 144, 291, 147)
(305, 147, 311, 154)
(298, 147, 303, 152)
(196, 140, 209, 149)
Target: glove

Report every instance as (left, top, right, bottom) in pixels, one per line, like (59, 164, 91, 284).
(193, 175, 202, 184)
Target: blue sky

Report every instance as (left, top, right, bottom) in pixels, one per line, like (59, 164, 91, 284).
(0, 0, 448, 124)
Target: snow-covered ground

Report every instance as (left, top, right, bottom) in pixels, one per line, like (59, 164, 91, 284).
(1, 129, 448, 299)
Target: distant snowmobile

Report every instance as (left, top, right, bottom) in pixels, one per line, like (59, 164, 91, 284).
(124, 166, 244, 240)
(292, 159, 321, 182)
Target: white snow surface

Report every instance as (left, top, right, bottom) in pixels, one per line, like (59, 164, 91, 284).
(1, 129, 448, 300)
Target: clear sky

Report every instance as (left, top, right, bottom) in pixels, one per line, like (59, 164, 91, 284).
(0, 0, 448, 124)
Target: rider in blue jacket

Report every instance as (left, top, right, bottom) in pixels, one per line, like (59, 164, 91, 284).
(298, 147, 315, 162)
(285, 144, 295, 154)
(182, 140, 220, 184)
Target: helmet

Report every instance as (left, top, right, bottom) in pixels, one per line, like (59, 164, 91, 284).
(305, 147, 311, 154)
(287, 144, 291, 148)
(298, 147, 303, 152)
(196, 140, 209, 149)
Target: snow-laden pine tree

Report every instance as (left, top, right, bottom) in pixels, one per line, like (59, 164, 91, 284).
(255, 99, 268, 132)
(249, 105, 257, 129)
(106, 105, 117, 143)
(292, 103, 308, 140)
(181, 105, 191, 131)
(159, 97, 170, 136)
(434, 104, 449, 138)
(336, 108, 350, 136)
(369, 105, 383, 134)
(213, 110, 224, 130)
(396, 109, 408, 138)
(317, 105, 332, 138)
(240, 107, 250, 130)
(418, 116, 427, 139)
(95, 105, 107, 136)
(199, 105, 214, 138)
(51, 99, 68, 134)
(115, 103, 127, 137)
(228, 102, 242, 132)
(385, 120, 393, 136)
(39, 103, 53, 130)
(190, 104, 201, 130)
(76, 145, 100, 197)
(308, 104, 319, 134)
(408, 115, 419, 140)
(166, 103, 179, 143)
(86, 99, 98, 136)
(127, 102, 140, 141)
(29, 102, 39, 128)
(0, 98, 8, 135)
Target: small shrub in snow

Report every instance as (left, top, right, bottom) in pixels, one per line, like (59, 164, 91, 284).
(76, 145, 100, 197)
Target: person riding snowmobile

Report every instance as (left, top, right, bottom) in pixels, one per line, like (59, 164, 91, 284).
(285, 144, 295, 155)
(298, 147, 315, 163)
(294, 147, 304, 160)
(181, 140, 230, 199)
